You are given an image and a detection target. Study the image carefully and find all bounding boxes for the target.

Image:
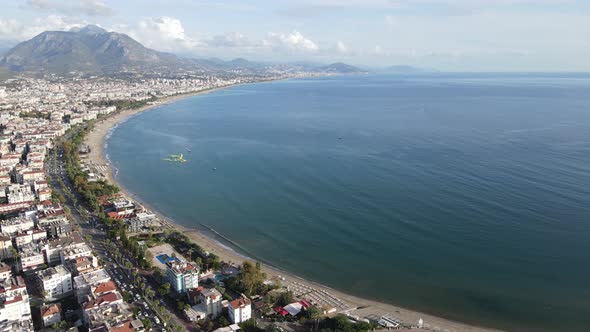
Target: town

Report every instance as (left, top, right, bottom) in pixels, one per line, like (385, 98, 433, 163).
(0, 72, 407, 332)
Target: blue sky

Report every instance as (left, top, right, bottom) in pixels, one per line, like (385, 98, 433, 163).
(1, 0, 589, 71)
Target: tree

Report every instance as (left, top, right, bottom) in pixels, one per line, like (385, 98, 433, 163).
(276, 291, 294, 307)
(122, 291, 132, 302)
(145, 288, 155, 301)
(51, 321, 68, 331)
(227, 261, 267, 296)
(305, 305, 323, 331)
(142, 319, 152, 331)
(217, 315, 230, 327)
(159, 283, 171, 296)
(177, 300, 187, 311)
(238, 318, 259, 332)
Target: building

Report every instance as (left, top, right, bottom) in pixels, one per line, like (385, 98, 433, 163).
(17, 242, 46, 272)
(0, 263, 11, 281)
(36, 265, 72, 298)
(14, 228, 47, 248)
(228, 295, 252, 324)
(40, 303, 62, 327)
(73, 268, 111, 302)
(165, 260, 199, 293)
(44, 234, 84, 266)
(66, 256, 99, 275)
(5, 184, 35, 204)
(60, 243, 92, 265)
(188, 287, 223, 320)
(83, 302, 133, 330)
(126, 212, 159, 233)
(0, 216, 34, 235)
(0, 236, 13, 260)
(0, 276, 32, 326)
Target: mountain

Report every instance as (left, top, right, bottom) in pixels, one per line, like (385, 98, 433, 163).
(0, 25, 183, 73)
(319, 62, 363, 74)
(0, 41, 15, 57)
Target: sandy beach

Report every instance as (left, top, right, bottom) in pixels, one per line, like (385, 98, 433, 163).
(83, 87, 500, 332)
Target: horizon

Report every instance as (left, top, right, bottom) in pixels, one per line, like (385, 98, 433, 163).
(1, 0, 589, 72)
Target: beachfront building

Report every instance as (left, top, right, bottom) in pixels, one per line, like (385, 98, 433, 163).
(36, 265, 72, 298)
(165, 260, 199, 293)
(228, 295, 252, 324)
(188, 287, 223, 320)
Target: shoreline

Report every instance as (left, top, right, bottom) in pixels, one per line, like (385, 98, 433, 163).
(84, 84, 500, 332)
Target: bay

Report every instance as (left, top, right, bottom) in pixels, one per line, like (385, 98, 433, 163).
(107, 74, 590, 332)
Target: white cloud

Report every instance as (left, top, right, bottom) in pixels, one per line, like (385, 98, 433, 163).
(26, 0, 113, 17)
(123, 17, 200, 52)
(336, 41, 348, 54)
(264, 31, 319, 54)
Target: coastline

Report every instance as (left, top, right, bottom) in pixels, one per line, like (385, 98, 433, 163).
(84, 85, 500, 332)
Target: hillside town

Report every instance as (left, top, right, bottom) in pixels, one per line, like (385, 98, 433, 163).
(0, 72, 406, 332)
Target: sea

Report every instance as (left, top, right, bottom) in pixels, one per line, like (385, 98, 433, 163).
(106, 73, 590, 332)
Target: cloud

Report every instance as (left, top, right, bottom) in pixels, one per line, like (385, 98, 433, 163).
(263, 31, 319, 54)
(0, 15, 86, 41)
(123, 17, 200, 52)
(26, 0, 113, 17)
(205, 32, 254, 48)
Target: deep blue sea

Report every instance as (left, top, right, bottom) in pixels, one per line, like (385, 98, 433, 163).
(107, 74, 590, 332)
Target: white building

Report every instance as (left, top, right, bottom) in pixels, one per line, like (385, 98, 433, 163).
(189, 287, 223, 320)
(0, 216, 34, 235)
(228, 295, 252, 324)
(60, 243, 92, 265)
(17, 243, 46, 272)
(165, 260, 199, 293)
(0, 276, 32, 325)
(36, 265, 72, 298)
(5, 184, 35, 204)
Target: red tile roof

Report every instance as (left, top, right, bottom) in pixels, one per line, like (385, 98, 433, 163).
(41, 304, 61, 317)
(230, 297, 250, 309)
(94, 281, 117, 295)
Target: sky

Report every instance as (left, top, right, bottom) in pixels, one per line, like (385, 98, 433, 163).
(0, 0, 589, 71)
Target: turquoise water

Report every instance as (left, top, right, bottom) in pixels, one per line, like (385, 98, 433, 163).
(107, 74, 590, 331)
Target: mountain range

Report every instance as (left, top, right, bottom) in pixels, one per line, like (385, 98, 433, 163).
(0, 25, 365, 75)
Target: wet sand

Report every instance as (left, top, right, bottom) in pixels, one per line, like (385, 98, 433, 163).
(84, 86, 501, 332)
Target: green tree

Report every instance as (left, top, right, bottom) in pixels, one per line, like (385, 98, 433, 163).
(305, 305, 323, 331)
(276, 291, 294, 307)
(238, 318, 259, 332)
(51, 321, 68, 331)
(142, 319, 152, 331)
